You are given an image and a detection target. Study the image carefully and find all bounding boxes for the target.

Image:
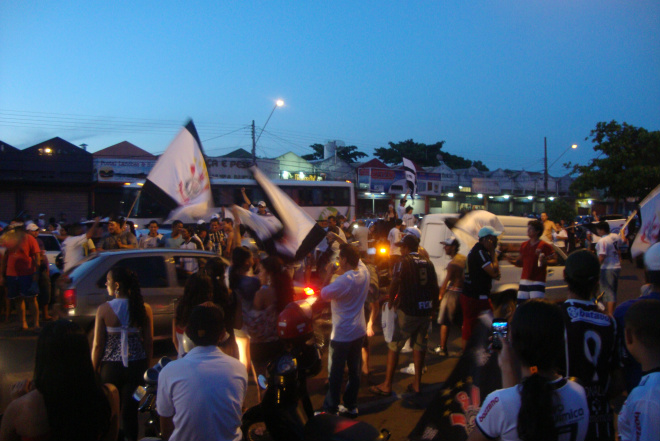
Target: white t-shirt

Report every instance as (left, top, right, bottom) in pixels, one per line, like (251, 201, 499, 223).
(62, 233, 90, 272)
(320, 260, 369, 342)
(157, 345, 247, 441)
(402, 213, 416, 228)
(595, 233, 622, 270)
(180, 240, 200, 273)
(388, 227, 402, 256)
(397, 202, 407, 219)
(353, 226, 369, 252)
(476, 378, 589, 441)
(618, 371, 660, 441)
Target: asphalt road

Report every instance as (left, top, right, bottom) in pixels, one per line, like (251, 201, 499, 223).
(0, 259, 646, 440)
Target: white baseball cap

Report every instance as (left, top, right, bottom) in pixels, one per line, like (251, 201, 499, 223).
(26, 223, 39, 231)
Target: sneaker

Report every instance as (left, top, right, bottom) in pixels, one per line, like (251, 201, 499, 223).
(399, 362, 427, 375)
(432, 345, 448, 357)
(400, 340, 413, 353)
(338, 404, 358, 418)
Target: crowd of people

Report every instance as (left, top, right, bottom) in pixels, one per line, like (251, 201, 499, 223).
(0, 197, 658, 441)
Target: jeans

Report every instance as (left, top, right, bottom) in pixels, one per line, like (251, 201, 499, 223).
(323, 336, 364, 412)
(101, 359, 148, 441)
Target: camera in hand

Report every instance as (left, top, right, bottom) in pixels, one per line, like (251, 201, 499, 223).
(491, 319, 508, 350)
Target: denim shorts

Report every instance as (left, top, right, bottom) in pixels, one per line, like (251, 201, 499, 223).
(600, 269, 620, 303)
(6, 275, 38, 299)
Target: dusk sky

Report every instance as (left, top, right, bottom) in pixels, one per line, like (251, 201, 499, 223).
(1, 1, 658, 175)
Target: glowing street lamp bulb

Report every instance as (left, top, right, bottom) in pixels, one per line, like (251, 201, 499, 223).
(44, 147, 52, 154)
(571, 144, 578, 149)
(549, 196, 555, 201)
(527, 196, 534, 200)
(276, 99, 284, 107)
(447, 193, 454, 198)
(503, 195, 510, 199)
(477, 194, 483, 198)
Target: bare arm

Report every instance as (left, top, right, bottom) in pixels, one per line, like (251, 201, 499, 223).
(92, 306, 107, 372)
(160, 416, 174, 441)
(439, 263, 460, 299)
(143, 304, 154, 363)
(172, 318, 179, 353)
(366, 300, 379, 337)
(240, 187, 251, 206)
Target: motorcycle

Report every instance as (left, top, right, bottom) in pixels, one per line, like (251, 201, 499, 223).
(133, 357, 172, 439)
(241, 299, 390, 441)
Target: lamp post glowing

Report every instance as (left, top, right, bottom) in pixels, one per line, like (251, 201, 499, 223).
(544, 139, 578, 199)
(252, 99, 285, 164)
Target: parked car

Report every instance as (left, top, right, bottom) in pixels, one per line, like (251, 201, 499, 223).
(58, 248, 319, 341)
(58, 249, 218, 339)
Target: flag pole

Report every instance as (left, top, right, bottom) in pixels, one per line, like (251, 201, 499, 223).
(126, 189, 141, 219)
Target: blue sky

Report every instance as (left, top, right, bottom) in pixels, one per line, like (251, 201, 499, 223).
(1, 1, 658, 175)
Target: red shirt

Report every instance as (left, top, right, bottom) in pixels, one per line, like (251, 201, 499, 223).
(6, 234, 40, 277)
(519, 240, 554, 282)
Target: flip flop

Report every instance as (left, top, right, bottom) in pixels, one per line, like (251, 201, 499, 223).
(368, 386, 392, 397)
(406, 384, 421, 395)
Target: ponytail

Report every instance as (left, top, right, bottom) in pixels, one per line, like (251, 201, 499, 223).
(517, 373, 558, 441)
(111, 266, 146, 328)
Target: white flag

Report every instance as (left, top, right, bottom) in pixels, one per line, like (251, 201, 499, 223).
(143, 120, 213, 222)
(250, 166, 327, 260)
(403, 157, 418, 198)
(632, 184, 660, 257)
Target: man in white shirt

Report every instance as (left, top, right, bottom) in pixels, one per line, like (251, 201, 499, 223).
(157, 303, 247, 441)
(320, 244, 370, 417)
(402, 206, 416, 228)
(595, 221, 625, 315)
(138, 220, 166, 248)
(397, 191, 410, 219)
(62, 217, 100, 272)
(388, 219, 404, 271)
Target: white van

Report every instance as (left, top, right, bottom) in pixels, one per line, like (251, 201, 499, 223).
(420, 213, 566, 295)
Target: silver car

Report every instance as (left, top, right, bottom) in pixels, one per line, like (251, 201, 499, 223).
(59, 249, 218, 339)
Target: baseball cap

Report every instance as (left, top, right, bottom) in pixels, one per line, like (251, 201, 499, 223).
(403, 227, 421, 239)
(26, 223, 39, 231)
(395, 234, 420, 249)
(644, 242, 660, 284)
(440, 236, 458, 246)
(257, 201, 267, 208)
(197, 219, 206, 225)
(478, 226, 502, 238)
(564, 250, 600, 282)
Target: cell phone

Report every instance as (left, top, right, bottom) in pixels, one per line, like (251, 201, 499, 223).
(491, 319, 508, 350)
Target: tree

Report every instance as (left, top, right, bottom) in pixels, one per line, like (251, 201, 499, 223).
(374, 139, 489, 171)
(301, 143, 368, 163)
(569, 121, 660, 211)
(545, 199, 576, 224)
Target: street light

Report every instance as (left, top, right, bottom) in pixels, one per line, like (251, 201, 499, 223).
(252, 99, 285, 163)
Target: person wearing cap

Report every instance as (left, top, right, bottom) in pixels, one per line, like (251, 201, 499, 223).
(370, 234, 438, 396)
(240, 187, 268, 216)
(26, 223, 53, 321)
(36, 213, 46, 229)
(461, 226, 501, 347)
(614, 242, 660, 393)
(432, 236, 465, 357)
(595, 221, 625, 315)
(559, 250, 618, 441)
(0, 223, 41, 330)
(157, 303, 247, 441)
(507, 219, 556, 303)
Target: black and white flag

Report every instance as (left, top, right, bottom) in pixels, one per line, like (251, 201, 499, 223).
(141, 120, 214, 223)
(243, 166, 327, 261)
(403, 157, 418, 198)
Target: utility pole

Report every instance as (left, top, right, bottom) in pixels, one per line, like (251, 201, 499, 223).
(544, 137, 548, 200)
(251, 120, 256, 165)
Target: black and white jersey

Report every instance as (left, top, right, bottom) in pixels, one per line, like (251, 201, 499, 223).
(393, 252, 439, 317)
(463, 242, 493, 299)
(560, 299, 618, 441)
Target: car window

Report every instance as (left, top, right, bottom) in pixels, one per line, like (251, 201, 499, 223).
(68, 255, 102, 281)
(173, 255, 209, 286)
(38, 235, 60, 251)
(96, 256, 168, 288)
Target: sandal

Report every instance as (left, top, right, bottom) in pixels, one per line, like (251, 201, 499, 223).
(368, 386, 392, 397)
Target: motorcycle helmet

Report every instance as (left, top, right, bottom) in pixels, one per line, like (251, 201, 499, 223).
(277, 302, 312, 339)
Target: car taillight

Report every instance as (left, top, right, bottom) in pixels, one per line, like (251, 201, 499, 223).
(63, 289, 76, 309)
(379, 247, 388, 254)
(304, 287, 315, 296)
